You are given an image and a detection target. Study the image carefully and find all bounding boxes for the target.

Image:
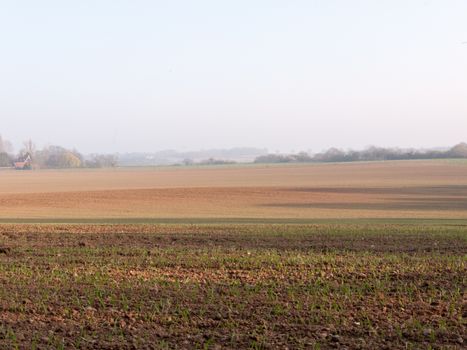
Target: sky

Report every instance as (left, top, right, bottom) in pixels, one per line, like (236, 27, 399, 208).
(1, 0, 466, 154)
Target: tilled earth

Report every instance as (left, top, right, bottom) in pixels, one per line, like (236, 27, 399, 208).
(2, 160, 467, 220)
(0, 224, 466, 349)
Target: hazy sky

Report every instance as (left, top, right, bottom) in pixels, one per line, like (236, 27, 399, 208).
(1, 0, 466, 154)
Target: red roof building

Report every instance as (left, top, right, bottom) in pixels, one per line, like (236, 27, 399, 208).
(14, 154, 32, 170)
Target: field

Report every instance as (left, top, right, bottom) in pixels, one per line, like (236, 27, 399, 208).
(0, 161, 466, 349)
(1, 160, 467, 220)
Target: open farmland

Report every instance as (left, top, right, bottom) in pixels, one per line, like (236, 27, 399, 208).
(0, 224, 465, 349)
(1, 160, 467, 220)
(0, 161, 466, 349)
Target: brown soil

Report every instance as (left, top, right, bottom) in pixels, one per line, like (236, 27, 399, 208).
(0, 224, 465, 349)
(1, 161, 467, 219)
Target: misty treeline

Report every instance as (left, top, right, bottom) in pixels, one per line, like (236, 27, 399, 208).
(0, 136, 116, 169)
(181, 158, 236, 166)
(118, 148, 265, 166)
(254, 143, 467, 164)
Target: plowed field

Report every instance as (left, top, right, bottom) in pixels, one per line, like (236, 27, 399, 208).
(1, 160, 467, 220)
(1, 161, 466, 349)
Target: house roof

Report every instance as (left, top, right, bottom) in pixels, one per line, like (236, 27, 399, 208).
(14, 161, 28, 169)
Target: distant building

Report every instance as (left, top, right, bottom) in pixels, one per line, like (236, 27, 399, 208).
(14, 154, 32, 170)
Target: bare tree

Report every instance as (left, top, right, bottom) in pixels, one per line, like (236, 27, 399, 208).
(0, 135, 13, 154)
(23, 139, 36, 156)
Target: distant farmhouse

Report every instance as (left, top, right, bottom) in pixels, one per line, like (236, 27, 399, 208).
(14, 153, 32, 170)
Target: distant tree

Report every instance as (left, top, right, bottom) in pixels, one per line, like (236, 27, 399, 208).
(183, 158, 194, 166)
(0, 152, 12, 167)
(198, 158, 236, 165)
(255, 143, 467, 164)
(34, 145, 83, 169)
(22, 139, 36, 156)
(62, 152, 82, 168)
(314, 148, 347, 162)
(293, 152, 313, 162)
(0, 135, 13, 154)
(448, 143, 467, 158)
(0, 135, 14, 167)
(85, 154, 117, 168)
(254, 154, 296, 163)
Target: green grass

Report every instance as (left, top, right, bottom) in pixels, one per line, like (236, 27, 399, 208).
(0, 223, 465, 349)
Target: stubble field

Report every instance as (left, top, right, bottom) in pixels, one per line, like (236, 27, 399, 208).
(0, 161, 466, 349)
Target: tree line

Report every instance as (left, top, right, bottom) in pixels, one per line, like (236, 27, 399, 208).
(0, 136, 116, 169)
(254, 143, 467, 164)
